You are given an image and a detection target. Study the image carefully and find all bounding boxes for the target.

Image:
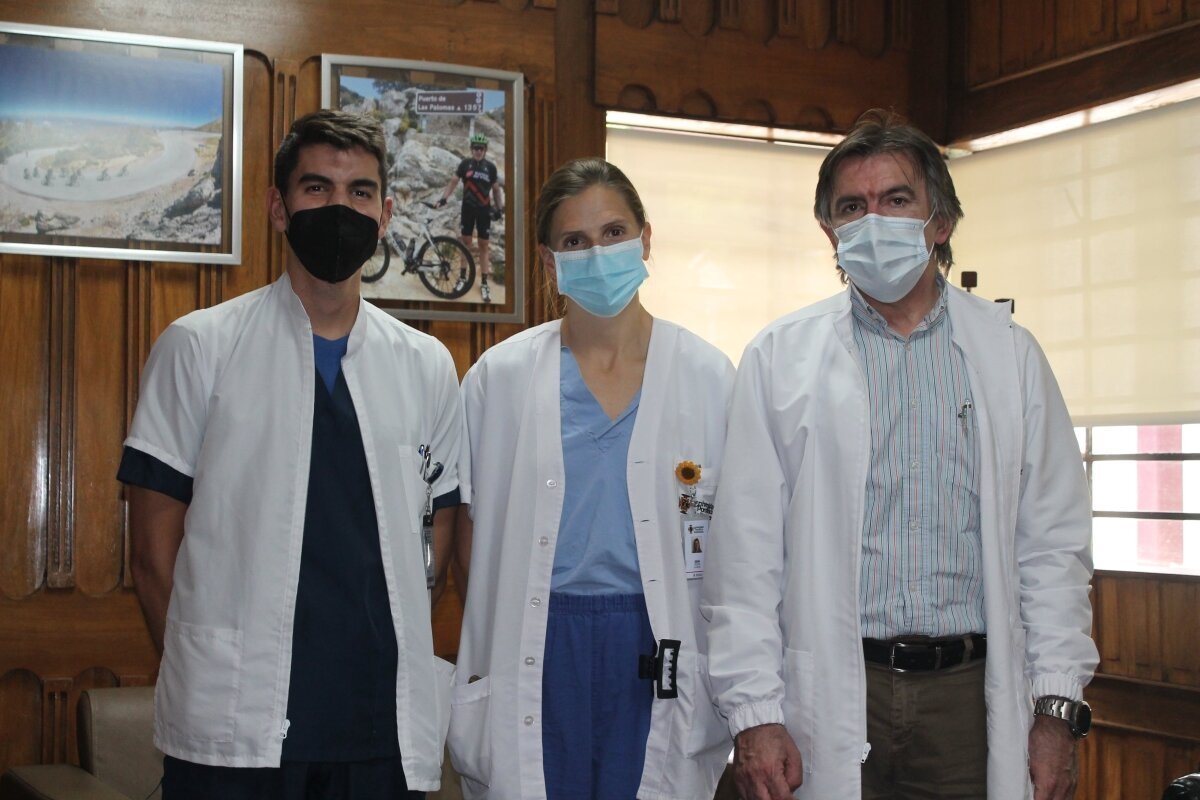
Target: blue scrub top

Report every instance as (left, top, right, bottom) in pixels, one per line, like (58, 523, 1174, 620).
(551, 347, 644, 595)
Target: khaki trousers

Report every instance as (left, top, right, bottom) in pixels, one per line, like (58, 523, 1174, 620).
(861, 658, 989, 799)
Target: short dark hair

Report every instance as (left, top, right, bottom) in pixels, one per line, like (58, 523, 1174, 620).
(814, 109, 963, 272)
(534, 157, 647, 247)
(273, 109, 389, 194)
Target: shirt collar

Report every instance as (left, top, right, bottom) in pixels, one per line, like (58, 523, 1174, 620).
(849, 274, 950, 338)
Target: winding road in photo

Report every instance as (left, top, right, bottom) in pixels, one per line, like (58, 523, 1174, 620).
(0, 130, 214, 203)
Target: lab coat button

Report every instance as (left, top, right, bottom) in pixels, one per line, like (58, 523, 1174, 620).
(539, 537, 549, 546)
(525, 657, 536, 666)
(546, 479, 558, 488)
(530, 597, 542, 607)
(524, 716, 534, 725)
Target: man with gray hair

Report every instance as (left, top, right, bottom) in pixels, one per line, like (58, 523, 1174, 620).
(703, 109, 1097, 800)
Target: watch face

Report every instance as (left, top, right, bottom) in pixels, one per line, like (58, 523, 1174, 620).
(1074, 701, 1092, 736)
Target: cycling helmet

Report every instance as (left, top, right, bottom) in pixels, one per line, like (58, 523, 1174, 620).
(470, 133, 488, 146)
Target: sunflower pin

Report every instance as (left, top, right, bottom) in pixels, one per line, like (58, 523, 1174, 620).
(675, 460, 701, 485)
(676, 460, 701, 513)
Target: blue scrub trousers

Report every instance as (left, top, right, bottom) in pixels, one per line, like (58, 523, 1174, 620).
(541, 592, 655, 799)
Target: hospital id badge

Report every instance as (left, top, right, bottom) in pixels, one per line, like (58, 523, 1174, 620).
(681, 518, 707, 580)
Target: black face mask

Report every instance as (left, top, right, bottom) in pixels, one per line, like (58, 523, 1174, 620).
(284, 203, 380, 284)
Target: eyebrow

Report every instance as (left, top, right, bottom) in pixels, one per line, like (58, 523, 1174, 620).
(555, 217, 631, 241)
(834, 183, 916, 208)
(295, 173, 380, 191)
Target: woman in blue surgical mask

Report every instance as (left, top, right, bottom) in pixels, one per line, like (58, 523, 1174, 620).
(448, 159, 736, 800)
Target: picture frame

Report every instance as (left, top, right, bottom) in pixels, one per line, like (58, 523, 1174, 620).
(322, 54, 525, 324)
(0, 22, 243, 265)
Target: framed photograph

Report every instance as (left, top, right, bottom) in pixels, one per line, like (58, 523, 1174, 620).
(323, 54, 524, 324)
(0, 23, 242, 265)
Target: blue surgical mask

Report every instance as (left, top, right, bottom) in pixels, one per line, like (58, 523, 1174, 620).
(553, 236, 648, 318)
(834, 210, 935, 303)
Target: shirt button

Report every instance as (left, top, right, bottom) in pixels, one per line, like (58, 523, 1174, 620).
(910, 460, 919, 470)
(546, 479, 558, 488)
(905, 343, 912, 351)
(539, 537, 549, 546)
(530, 597, 542, 607)
(910, 398, 918, 409)
(524, 716, 534, 726)
(524, 656, 536, 666)
(910, 520, 919, 531)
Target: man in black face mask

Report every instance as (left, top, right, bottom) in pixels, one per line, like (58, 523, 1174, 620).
(118, 110, 464, 799)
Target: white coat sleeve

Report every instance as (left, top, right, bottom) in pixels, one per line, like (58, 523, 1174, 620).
(457, 360, 486, 519)
(124, 322, 211, 477)
(1013, 328, 1098, 701)
(427, 346, 464, 503)
(702, 339, 790, 738)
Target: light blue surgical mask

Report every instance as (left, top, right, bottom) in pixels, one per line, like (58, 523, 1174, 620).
(834, 209, 936, 303)
(553, 236, 648, 318)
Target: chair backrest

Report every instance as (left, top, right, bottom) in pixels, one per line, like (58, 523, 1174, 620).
(78, 686, 162, 800)
(1164, 774, 1200, 800)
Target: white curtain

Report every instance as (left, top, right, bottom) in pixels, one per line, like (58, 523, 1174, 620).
(606, 126, 837, 364)
(609, 99, 1200, 425)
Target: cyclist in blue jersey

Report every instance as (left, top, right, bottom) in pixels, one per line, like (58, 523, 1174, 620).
(436, 133, 504, 302)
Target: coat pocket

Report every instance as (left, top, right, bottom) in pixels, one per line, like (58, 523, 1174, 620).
(157, 620, 243, 743)
(446, 676, 494, 790)
(434, 657, 456, 746)
(781, 647, 815, 775)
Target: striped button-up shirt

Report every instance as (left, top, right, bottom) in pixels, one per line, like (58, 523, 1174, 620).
(851, 278, 985, 639)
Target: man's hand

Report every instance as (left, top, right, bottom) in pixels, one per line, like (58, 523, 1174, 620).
(434, 197, 447, 208)
(1029, 715, 1077, 800)
(733, 723, 804, 800)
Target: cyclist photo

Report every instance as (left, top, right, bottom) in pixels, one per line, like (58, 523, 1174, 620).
(325, 58, 521, 316)
(436, 133, 505, 303)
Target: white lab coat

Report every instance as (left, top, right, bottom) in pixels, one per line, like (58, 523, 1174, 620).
(702, 285, 1098, 799)
(451, 318, 735, 800)
(125, 273, 460, 788)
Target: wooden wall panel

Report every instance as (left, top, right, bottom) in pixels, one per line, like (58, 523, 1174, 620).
(1, 255, 50, 601)
(949, 0, 1200, 141)
(1079, 572, 1200, 796)
(0, 671, 42, 775)
(596, 8, 913, 133)
(72, 262, 129, 596)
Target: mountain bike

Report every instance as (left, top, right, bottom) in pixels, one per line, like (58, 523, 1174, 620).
(362, 201, 476, 300)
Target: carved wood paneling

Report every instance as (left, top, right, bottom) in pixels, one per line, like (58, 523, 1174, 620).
(46, 259, 75, 589)
(951, 0, 1200, 140)
(0, 671, 42, 772)
(799, 0, 834, 47)
(1079, 727, 1200, 797)
(1079, 573, 1200, 795)
(596, 11, 909, 131)
(681, 0, 718, 36)
(40, 679, 71, 764)
(73, 261, 130, 596)
(0, 255, 50, 601)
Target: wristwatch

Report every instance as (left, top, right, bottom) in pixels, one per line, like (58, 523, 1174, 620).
(1034, 696, 1092, 739)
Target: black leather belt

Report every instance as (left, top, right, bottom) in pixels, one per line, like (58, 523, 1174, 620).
(862, 634, 986, 672)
